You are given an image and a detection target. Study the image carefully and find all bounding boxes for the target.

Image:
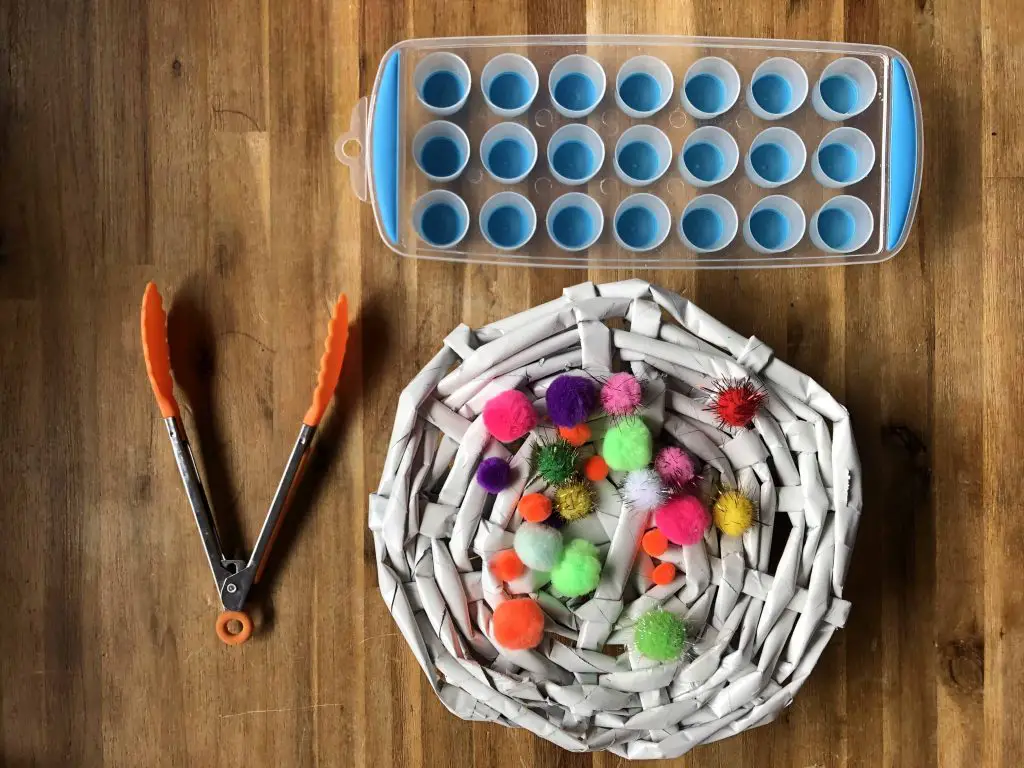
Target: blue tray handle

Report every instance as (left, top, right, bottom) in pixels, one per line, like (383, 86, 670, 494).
(371, 50, 401, 245)
(886, 57, 921, 250)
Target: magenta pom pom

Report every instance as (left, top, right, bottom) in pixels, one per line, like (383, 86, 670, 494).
(655, 496, 710, 546)
(477, 457, 512, 494)
(546, 375, 597, 428)
(655, 446, 699, 487)
(601, 373, 643, 416)
(483, 390, 538, 442)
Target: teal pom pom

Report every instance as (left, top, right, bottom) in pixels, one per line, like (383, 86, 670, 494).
(533, 438, 579, 486)
(634, 609, 686, 661)
(513, 522, 564, 571)
(601, 418, 653, 472)
(549, 538, 602, 597)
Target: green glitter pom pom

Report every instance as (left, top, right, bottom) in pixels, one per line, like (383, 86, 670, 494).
(601, 418, 653, 472)
(634, 609, 687, 661)
(549, 539, 602, 597)
(533, 438, 579, 487)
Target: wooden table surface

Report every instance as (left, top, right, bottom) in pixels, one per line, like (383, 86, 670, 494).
(2, 0, 1022, 766)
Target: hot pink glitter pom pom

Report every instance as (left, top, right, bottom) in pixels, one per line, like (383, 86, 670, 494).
(655, 496, 710, 546)
(601, 373, 643, 416)
(655, 446, 698, 487)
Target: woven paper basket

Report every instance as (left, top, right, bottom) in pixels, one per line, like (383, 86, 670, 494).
(369, 279, 861, 760)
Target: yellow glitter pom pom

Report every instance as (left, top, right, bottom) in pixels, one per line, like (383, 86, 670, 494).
(713, 490, 756, 536)
(555, 481, 595, 522)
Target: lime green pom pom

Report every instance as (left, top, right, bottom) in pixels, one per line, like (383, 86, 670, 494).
(533, 439, 579, 486)
(601, 418, 652, 472)
(549, 539, 602, 597)
(634, 609, 686, 661)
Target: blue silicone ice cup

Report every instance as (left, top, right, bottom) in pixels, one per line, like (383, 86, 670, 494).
(613, 193, 671, 252)
(615, 56, 673, 118)
(809, 195, 874, 253)
(681, 57, 741, 119)
(812, 126, 876, 188)
(812, 57, 878, 121)
(412, 121, 470, 182)
(548, 54, 606, 118)
(614, 125, 672, 187)
(413, 52, 471, 116)
(678, 126, 739, 188)
(746, 57, 808, 120)
(743, 195, 806, 254)
(546, 192, 603, 251)
(480, 122, 538, 184)
(412, 189, 470, 249)
(481, 53, 540, 118)
(744, 127, 806, 188)
(480, 191, 537, 250)
(546, 123, 604, 186)
(679, 194, 739, 253)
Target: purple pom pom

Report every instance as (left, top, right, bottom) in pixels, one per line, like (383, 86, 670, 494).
(546, 375, 598, 427)
(477, 457, 512, 493)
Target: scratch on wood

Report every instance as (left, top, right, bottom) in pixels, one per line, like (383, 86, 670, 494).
(219, 702, 344, 719)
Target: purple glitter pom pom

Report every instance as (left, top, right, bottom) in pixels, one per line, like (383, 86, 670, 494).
(545, 375, 598, 427)
(476, 457, 512, 493)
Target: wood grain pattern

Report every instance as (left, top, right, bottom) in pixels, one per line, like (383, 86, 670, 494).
(1, 0, 1022, 766)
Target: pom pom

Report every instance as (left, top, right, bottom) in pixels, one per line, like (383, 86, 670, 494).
(622, 469, 667, 512)
(549, 539, 602, 597)
(492, 598, 545, 650)
(489, 549, 526, 582)
(482, 389, 537, 442)
(558, 422, 592, 447)
(476, 457, 511, 493)
(513, 522, 563, 571)
(554, 481, 595, 522)
(655, 496, 710, 546)
(518, 492, 552, 523)
(641, 529, 668, 557)
(654, 446, 698, 487)
(714, 489, 757, 537)
(634, 609, 687, 661)
(546, 375, 598, 428)
(601, 418, 653, 472)
(533, 439, 579, 486)
(601, 372, 643, 416)
(584, 455, 609, 482)
(707, 379, 767, 429)
(651, 562, 677, 586)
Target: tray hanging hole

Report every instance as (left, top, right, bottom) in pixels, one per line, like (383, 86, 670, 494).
(335, 97, 369, 201)
(341, 138, 362, 159)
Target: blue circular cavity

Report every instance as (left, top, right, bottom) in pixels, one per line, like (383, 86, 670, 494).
(487, 139, 531, 180)
(489, 72, 531, 110)
(486, 205, 527, 248)
(618, 141, 661, 182)
(422, 71, 464, 109)
(683, 142, 725, 182)
(820, 75, 859, 114)
(750, 142, 791, 183)
(749, 209, 790, 250)
(752, 73, 793, 115)
(818, 143, 858, 183)
(682, 207, 724, 250)
(551, 206, 595, 249)
(552, 140, 595, 181)
(620, 72, 662, 113)
(420, 136, 462, 178)
(554, 73, 597, 112)
(420, 203, 463, 246)
(685, 73, 725, 114)
(817, 207, 855, 250)
(616, 206, 659, 250)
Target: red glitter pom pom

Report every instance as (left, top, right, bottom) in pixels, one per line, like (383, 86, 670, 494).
(707, 379, 767, 428)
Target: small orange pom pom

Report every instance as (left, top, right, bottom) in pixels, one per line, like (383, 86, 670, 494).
(651, 562, 677, 585)
(489, 549, 526, 582)
(584, 455, 609, 482)
(642, 529, 668, 557)
(558, 423, 592, 447)
(492, 597, 545, 650)
(519, 493, 552, 523)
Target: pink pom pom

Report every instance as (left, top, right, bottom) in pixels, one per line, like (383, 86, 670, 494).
(655, 496, 710, 546)
(483, 390, 538, 442)
(601, 373, 643, 416)
(655, 447, 698, 487)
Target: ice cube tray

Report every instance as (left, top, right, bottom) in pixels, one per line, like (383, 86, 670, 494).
(335, 35, 922, 269)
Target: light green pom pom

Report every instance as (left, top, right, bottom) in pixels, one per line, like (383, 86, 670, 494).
(634, 609, 686, 661)
(601, 418, 653, 472)
(549, 538, 602, 597)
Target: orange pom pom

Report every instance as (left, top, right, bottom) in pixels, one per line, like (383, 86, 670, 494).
(583, 455, 609, 482)
(518, 492, 552, 523)
(489, 550, 526, 582)
(651, 562, 677, 586)
(492, 598, 545, 650)
(558, 423, 592, 447)
(642, 529, 668, 557)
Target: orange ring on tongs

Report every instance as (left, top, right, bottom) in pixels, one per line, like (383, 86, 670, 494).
(215, 610, 253, 645)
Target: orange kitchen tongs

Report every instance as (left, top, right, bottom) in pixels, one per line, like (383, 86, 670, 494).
(140, 283, 348, 646)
